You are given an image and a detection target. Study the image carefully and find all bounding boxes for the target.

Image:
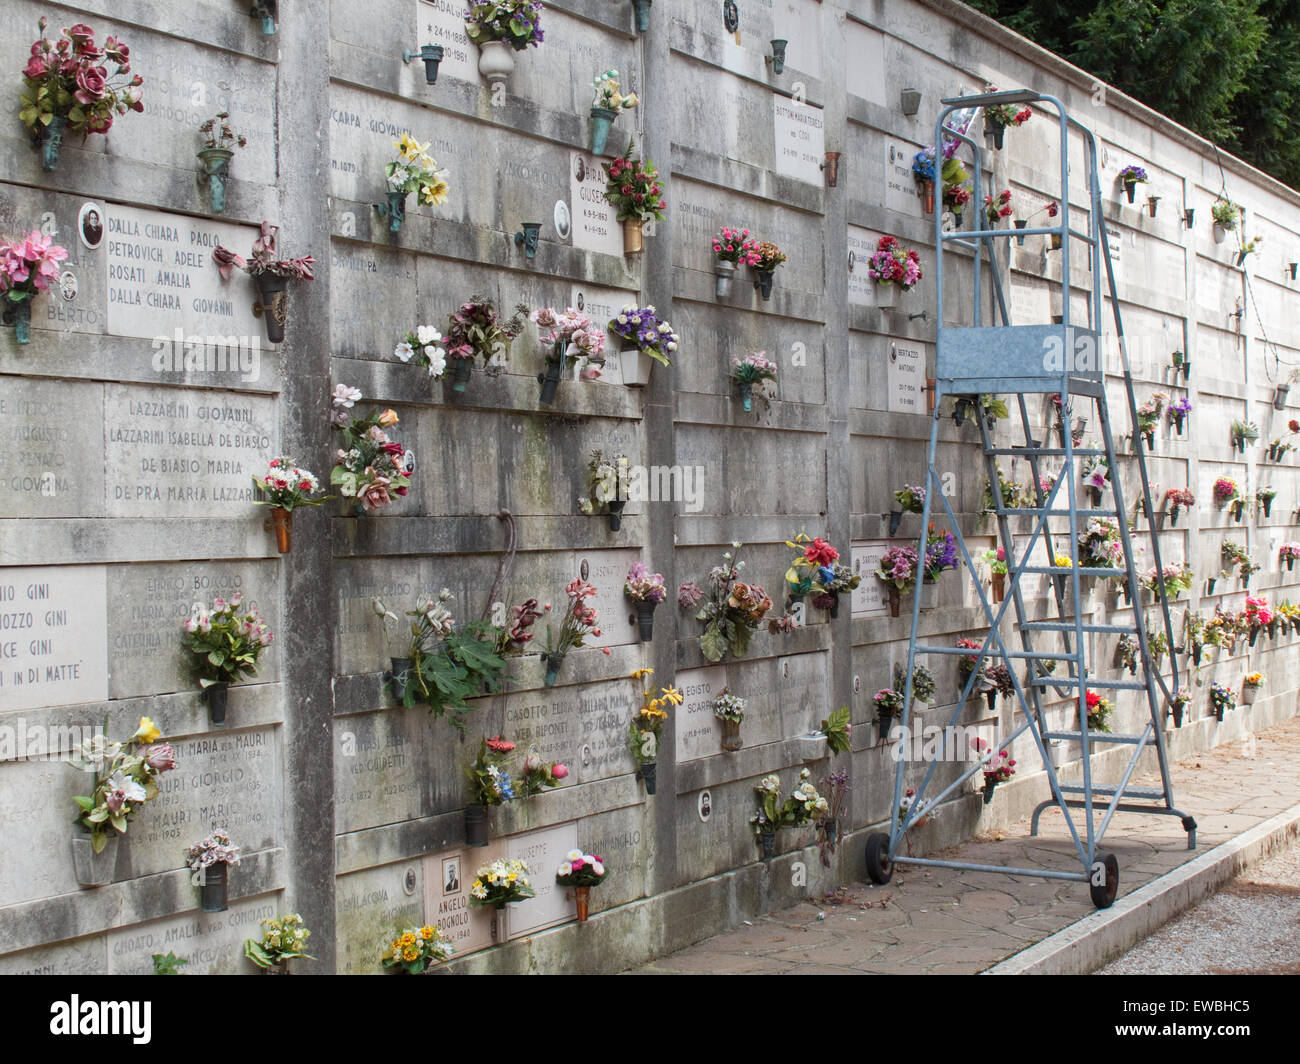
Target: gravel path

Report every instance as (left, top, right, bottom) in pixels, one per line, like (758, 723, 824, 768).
(1098, 842, 1300, 974)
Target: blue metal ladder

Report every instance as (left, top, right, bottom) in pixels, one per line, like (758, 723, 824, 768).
(865, 91, 1196, 909)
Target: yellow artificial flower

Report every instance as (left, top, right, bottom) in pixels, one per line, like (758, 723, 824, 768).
(420, 178, 450, 206)
(661, 686, 683, 705)
(378, 409, 399, 427)
(403, 946, 419, 962)
(420, 926, 436, 940)
(399, 930, 416, 947)
(134, 717, 161, 744)
(394, 133, 427, 160)
(1054, 554, 1073, 568)
(631, 667, 654, 680)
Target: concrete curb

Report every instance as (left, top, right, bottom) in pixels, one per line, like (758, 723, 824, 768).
(983, 801, 1300, 975)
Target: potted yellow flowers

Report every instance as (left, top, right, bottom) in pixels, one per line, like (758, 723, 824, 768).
(378, 134, 450, 234)
(628, 669, 682, 794)
(381, 924, 454, 973)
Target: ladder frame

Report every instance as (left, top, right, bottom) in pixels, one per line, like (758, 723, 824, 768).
(882, 91, 1197, 899)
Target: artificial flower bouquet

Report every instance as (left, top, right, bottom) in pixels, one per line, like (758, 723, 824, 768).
(541, 578, 604, 684)
(729, 351, 778, 410)
(694, 543, 773, 662)
(329, 386, 413, 512)
(1084, 690, 1114, 733)
(468, 735, 517, 807)
(519, 750, 569, 797)
(607, 304, 679, 367)
(380, 924, 452, 973)
(394, 324, 448, 379)
(443, 296, 529, 386)
(464, 1, 545, 50)
(245, 913, 315, 970)
(71, 717, 175, 855)
(0, 229, 68, 342)
(181, 592, 272, 692)
(751, 769, 828, 839)
(578, 450, 629, 528)
(469, 858, 536, 907)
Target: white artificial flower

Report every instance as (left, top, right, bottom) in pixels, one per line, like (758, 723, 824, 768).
(566, 849, 583, 861)
(591, 861, 604, 876)
(416, 325, 442, 345)
(394, 342, 414, 362)
(558, 862, 572, 877)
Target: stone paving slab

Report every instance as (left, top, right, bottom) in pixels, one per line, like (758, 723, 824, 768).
(632, 715, 1300, 975)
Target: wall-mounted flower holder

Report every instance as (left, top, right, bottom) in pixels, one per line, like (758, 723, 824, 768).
(632, 0, 652, 32)
(900, 88, 922, 116)
(1213, 222, 1228, 245)
(254, 273, 290, 344)
(623, 219, 644, 255)
(736, 380, 754, 411)
(1014, 219, 1027, 246)
(201, 681, 231, 726)
(403, 44, 445, 84)
(822, 151, 840, 188)
(589, 106, 617, 155)
(755, 268, 775, 300)
(477, 40, 515, 84)
(917, 178, 934, 214)
(1147, 195, 1160, 218)
(267, 507, 293, 552)
(72, 833, 118, 887)
(888, 506, 903, 536)
(1182, 207, 1195, 228)
(1289, 263, 1298, 280)
(769, 39, 787, 75)
(449, 358, 474, 393)
(2, 294, 34, 344)
(715, 260, 735, 299)
(874, 282, 896, 309)
(38, 115, 68, 172)
(250, 0, 277, 35)
(983, 117, 1004, 151)
(514, 222, 541, 259)
(374, 191, 407, 233)
(196, 147, 234, 213)
(1273, 384, 1290, 410)
(465, 804, 489, 847)
(1049, 233, 1062, 251)
(199, 861, 230, 913)
(635, 600, 656, 640)
(1236, 249, 1249, 267)
(385, 657, 413, 701)
(542, 651, 565, 687)
(537, 359, 564, 404)
(1172, 351, 1190, 379)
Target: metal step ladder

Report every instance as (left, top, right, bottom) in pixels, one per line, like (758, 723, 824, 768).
(865, 90, 1196, 909)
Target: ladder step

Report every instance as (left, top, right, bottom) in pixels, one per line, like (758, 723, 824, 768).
(999, 508, 1118, 517)
(1013, 565, 1126, 577)
(985, 447, 1107, 458)
(1022, 622, 1138, 634)
(1044, 731, 1152, 745)
(1030, 677, 1150, 691)
(1058, 785, 1168, 800)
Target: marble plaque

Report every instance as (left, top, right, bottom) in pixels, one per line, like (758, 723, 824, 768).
(887, 337, 926, 415)
(418, 0, 479, 84)
(106, 562, 279, 699)
(0, 759, 76, 905)
(569, 282, 639, 385)
(501, 681, 638, 786)
(773, 96, 825, 185)
(133, 727, 281, 873)
(675, 666, 728, 762)
(103, 385, 275, 518)
(572, 547, 643, 646)
(885, 138, 923, 215)
(0, 379, 106, 519)
(569, 150, 623, 256)
(0, 565, 108, 711)
(423, 846, 496, 960)
(505, 821, 579, 935)
(106, 894, 280, 975)
(847, 226, 880, 306)
(104, 205, 262, 341)
(0, 937, 105, 975)
(772, 0, 823, 80)
(337, 859, 426, 974)
(850, 541, 890, 615)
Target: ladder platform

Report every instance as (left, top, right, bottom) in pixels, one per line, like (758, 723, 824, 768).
(986, 447, 1108, 458)
(998, 508, 1118, 518)
(1012, 565, 1127, 577)
(1057, 785, 1168, 800)
(937, 324, 1103, 395)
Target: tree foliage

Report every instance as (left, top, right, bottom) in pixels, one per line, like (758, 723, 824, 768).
(966, 0, 1300, 188)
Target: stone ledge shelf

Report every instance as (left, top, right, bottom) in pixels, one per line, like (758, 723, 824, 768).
(333, 642, 646, 717)
(672, 265, 825, 322)
(0, 683, 283, 747)
(0, 519, 281, 567)
(675, 734, 834, 794)
(675, 623, 827, 671)
(0, 137, 279, 230)
(0, 849, 282, 957)
(669, 23, 826, 106)
(676, 391, 829, 432)
(331, 353, 645, 420)
(334, 775, 642, 876)
(330, 513, 645, 559)
(671, 144, 825, 215)
(673, 514, 828, 546)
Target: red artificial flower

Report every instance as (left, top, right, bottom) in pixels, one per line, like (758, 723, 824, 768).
(803, 537, 839, 566)
(485, 735, 515, 753)
(1085, 691, 1101, 710)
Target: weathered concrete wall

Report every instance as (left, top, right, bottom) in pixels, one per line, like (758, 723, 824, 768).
(0, 0, 1297, 974)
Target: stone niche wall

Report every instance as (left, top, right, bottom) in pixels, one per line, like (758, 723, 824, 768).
(0, 0, 1297, 974)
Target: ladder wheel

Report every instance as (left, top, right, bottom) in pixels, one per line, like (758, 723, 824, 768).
(1089, 852, 1119, 909)
(865, 832, 893, 884)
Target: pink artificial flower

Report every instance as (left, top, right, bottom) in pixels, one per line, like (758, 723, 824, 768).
(552, 764, 569, 779)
